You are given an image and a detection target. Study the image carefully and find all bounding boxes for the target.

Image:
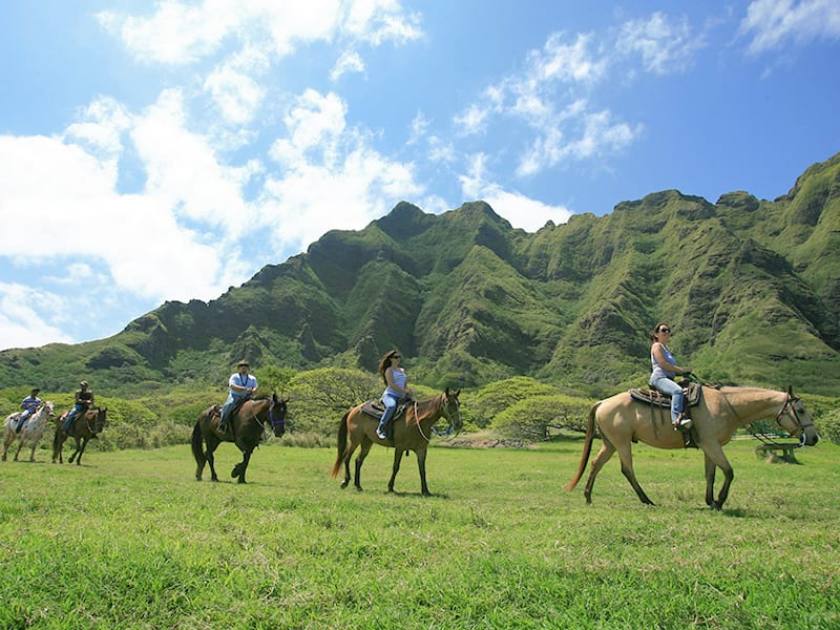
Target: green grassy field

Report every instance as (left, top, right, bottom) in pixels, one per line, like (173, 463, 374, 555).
(1, 438, 838, 628)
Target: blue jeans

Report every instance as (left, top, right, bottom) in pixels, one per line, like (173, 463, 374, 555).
(220, 393, 240, 427)
(63, 404, 84, 432)
(651, 377, 685, 423)
(377, 394, 401, 433)
(16, 410, 32, 432)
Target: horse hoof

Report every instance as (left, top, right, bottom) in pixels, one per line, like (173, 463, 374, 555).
(355, 486, 363, 492)
(340, 481, 349, 489)
(237, 478, 246, 484)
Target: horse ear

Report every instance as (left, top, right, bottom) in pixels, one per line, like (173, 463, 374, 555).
(787, 385, 794, 397)
(445, 387, 450, 396)
(455, 388, 461, 397)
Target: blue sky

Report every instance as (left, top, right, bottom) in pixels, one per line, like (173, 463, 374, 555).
(1, 0, 839, 350)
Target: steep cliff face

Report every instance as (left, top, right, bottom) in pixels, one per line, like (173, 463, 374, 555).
(3, 153, 840, 395)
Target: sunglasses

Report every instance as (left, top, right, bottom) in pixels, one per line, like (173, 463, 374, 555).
(658, 328, 671, 334)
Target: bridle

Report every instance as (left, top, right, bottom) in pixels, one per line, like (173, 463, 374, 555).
(413, 395, 463, 442)
(773, 395, 816, 444)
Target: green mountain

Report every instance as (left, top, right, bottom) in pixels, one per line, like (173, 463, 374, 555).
(3, 152, 840, 396)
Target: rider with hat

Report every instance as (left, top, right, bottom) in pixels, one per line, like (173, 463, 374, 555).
(219, 360, 258, 432)
(16, 388, 42, 433)
(63, 381, 95, 433)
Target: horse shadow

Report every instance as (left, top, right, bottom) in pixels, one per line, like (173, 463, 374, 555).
(387, 490, 450, 500)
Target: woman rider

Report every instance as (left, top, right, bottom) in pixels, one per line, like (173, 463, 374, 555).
(649, 323, 693, 430)
(375, 350, 413, 440)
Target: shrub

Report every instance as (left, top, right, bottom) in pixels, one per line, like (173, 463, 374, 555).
(816, 408, 840, 445)
(493, 394, 595, 441)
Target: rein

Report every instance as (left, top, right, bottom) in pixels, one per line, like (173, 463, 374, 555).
(414, 400, 432, 442)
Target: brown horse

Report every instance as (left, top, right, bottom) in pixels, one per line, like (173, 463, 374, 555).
(191, 393, 287, 484)
(566, 385, 819, 509)
(52, 407, 108, 465)
(331, 388, 462, 495)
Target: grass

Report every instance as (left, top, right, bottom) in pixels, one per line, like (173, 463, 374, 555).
(1, 438, 838, 628)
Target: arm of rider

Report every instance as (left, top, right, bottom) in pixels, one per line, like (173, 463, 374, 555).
(652, 343, 690, 374)
(385, 367, 407, 396)
(89, 393, 96, 405)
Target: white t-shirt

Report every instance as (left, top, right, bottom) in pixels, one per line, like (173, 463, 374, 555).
(229, 373, 257, 398)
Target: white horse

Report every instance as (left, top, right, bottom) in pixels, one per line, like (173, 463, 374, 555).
(3, 401, 55, 462)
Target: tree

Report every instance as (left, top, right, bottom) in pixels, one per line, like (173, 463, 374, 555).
(493, 394, 594, 441)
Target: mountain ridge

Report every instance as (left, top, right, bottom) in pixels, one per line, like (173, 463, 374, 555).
(3, 151, 840, 396)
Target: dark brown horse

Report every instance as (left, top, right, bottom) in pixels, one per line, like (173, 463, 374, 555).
(331, 388, 462, 495)
(52, 407, 108, 465)
(192, 393, 287, 484)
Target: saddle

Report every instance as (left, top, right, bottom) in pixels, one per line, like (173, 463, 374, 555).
(629, 382, 703, 408)
(360, 399, 411, 441)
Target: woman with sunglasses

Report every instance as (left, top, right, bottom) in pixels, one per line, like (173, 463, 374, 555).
(649, 323, 693, 430)
(376, 350, 413, 440)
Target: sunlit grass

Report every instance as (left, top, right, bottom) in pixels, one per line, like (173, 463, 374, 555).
(1, 439, 838, 628)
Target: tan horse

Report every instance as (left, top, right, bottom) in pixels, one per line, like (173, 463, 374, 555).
(566, 386, 819, 509)
(331, 388, 462, 495)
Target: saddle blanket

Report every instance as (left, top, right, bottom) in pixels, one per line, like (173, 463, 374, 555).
(629, 382, 703, 408)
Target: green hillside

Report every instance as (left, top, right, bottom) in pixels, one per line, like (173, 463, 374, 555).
(2, 152, 839, 396)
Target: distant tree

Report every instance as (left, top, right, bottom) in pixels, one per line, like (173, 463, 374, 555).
(493, 394, 594, 441)
(286, 368, 380, 434)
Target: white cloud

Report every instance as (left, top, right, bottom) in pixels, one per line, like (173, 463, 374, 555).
(330, 49, 366, 81)
(262, 89, 422, 250)
(427, 136, 456, 164)
(0, 92, 253, 303)
(453, 104, 490, 136)
(63, 96, 132, 156)
(0, 283, 73, 350)
(453, 30, 639, 175)
(740, 0, 840, 54)
(343, 0, 424, 45)
(98, 0, 422, 65)
(458, 153, 572, 231)
(616, 12, 705, 74)
(407, 111, 429, 145)
(517, 109, 642, 177)
(131, 89, 260, 240)
(203, 46, 269, 124)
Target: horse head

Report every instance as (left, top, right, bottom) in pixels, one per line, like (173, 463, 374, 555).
(436, 387, 462, 437)
(93, 407, 108, 435)
(268, 393, 288, 438)
(777, 386, 819, 446)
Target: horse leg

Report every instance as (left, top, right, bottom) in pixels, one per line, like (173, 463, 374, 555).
(76, 437, 90, 465)
(29, 442, 37, 462)
(68, 437, 81, 464)
(615, 442, 655, 506)
(704, 453, 717, 508)
(701, 443, 734, 510)
(341, 437, 360, 489)
(232, 444, 253, 484)
(206, 436, 220, 482)
(388, 448, 404, 492)
(584, 440, 616, 505)
(15, 440, 24, 462)
(353, 438, 373, 492)
(1, 433, 9, 461)
(416, 448, 431, 496)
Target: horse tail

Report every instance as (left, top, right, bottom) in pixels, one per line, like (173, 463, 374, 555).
(331, 412, 350, 478)
(191, 418, 205, 468)
(565, 402, 600, 492)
